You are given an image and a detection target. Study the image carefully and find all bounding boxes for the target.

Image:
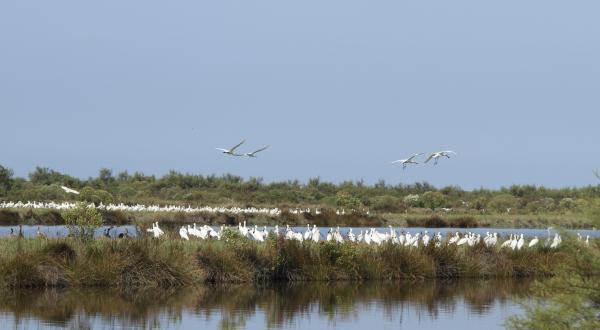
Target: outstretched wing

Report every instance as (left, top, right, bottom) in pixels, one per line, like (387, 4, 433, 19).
(215, 148, 229, 152)
(229, 139, 246, 152)
(249, 145, 269, 155)
(424, 153, 435, 163)
(407, 153, 423, 161)
(61, 186, 80, 195)
(442, 150, 457, 155)
(391, 159, 405, 164)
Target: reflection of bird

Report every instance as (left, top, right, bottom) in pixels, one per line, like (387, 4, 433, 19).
(61, 186, 80, 195)
(216, 140, 245, 156)
(424, 151, 457, 165)
(245, 145, 269, 157)
(391, 153, 423, 169)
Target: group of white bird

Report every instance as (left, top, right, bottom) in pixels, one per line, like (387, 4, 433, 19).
(142, 221, 591, 250)
(177, 223, 224, 240)
(0, 201, 282, 216)
(0, 201, 372, 217)
(216, 140, 269, 157)
(392, 150, 457, 169)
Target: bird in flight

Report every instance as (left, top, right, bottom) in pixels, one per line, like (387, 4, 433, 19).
(391, 153, 423, 169)
(216, 139, 245, 156)
(61, 186, 80, 195)
(424, 150, 457, 165)
(245, 145, 269, 158)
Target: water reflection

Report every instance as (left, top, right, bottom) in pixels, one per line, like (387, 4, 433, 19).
(0, 279, 530, 329)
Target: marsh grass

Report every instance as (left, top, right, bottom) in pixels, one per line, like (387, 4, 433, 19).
(0, 234, 595, 288)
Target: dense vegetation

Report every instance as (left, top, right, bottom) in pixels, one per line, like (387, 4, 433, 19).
(0, 231, 595, 289)
(2, 165, 600, 219)
(508, 182, 600, 330)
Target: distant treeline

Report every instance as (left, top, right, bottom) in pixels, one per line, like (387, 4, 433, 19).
(1, 165, 600, 215)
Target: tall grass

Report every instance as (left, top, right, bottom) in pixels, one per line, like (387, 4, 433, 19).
(0, 233, 594, 288)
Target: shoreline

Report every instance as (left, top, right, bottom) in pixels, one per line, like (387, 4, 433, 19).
(0, 207, 596, 229)
(0, 234, 596, 289)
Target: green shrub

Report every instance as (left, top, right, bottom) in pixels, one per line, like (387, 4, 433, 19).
(62, 203, 103, 241)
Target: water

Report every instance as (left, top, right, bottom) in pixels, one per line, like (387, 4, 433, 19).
(0, 279, 531, 329)
(0, 224, 597, 239)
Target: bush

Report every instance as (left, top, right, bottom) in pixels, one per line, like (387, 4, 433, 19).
(79, 187, 114, 204)
(335, 191, 362, 210)
(488, 194, 519, 213)
(421, 191, 447, 210)
(62, 203, 103, 241)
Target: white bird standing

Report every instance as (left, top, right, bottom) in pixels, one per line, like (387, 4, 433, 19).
(245, 145, 269, 157)
(216, 139, 245, 156)
(424, 151, 457, 165)
(391, 153, 424, 169)
(348, 228, 356, 242)
(61, 186, 80, 195)
(528, 236, 539, 248)
(550, 233, 561, 248)
(516, 234, 524, 250)
(179, 226, 189, 240)
(303, 224, 312, 240)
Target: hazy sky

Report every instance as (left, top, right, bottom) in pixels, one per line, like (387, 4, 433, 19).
(1, 1, 599, 189)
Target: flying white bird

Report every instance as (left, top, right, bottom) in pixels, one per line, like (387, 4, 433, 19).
(216, 139, 245, 156)
(61, 186, 80, 195)
(424, 151, 457, 165)
(391, 153, 424, 169)
(245, 145, 269, 157)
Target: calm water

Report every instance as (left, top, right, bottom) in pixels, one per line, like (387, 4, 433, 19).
(0, 279, 531, 329)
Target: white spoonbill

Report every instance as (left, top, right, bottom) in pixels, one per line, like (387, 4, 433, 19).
(179, 226, 189, 240)
(61, 186, 80, 195)
(528, 236, 539, 248)
(391, 153, 423, 169)
(245, 145, 269, 157)
(424, 151, 457, 165)
(216, 139, 245, 156)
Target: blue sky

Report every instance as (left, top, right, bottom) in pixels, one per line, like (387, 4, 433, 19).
(1, 1, 599, 189)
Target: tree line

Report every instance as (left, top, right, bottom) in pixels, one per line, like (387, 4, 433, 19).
(1, 165, 600, 214)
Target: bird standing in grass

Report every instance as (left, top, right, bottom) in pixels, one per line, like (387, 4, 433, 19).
(179, 226, 189, 240)
(528, 236, 539, 247)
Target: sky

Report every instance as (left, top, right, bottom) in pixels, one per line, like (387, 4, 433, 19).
(0, 1, 599, 190)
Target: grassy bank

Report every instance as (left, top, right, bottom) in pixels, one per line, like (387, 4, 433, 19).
(0, 232, 597, 289)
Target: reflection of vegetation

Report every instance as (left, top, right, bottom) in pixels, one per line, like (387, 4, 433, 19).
(0, 279, 532, 329)
(507, 176, 600, 329)
(0, 232, 594, 289)
(0, 165, 599, 227)
(507, 237, 600, 329)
